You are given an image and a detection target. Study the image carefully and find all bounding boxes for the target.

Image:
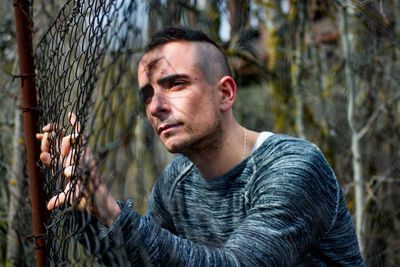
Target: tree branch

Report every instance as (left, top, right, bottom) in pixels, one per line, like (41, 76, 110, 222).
(357, 103, 384, 139)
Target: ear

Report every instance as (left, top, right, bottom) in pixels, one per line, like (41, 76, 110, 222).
(216, 76, 237, 112)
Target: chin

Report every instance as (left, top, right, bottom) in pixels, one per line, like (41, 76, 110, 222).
(161, 138, 179, 153)
(164, 141, 184, 154)
(164, 144, 182, 154)
(163, 138, 190, 154)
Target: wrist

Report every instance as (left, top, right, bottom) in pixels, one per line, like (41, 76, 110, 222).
(92, 183, 121, 227)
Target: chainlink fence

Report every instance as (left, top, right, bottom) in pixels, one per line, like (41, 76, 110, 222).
(35, 0, 186, 265)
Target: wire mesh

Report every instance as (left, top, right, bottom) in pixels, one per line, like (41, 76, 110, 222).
(35, 0, 157, 265)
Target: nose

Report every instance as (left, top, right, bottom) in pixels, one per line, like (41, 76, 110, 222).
(148, 92, 171, 119)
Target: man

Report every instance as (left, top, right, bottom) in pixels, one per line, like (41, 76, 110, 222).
(38, 26, 364, 266)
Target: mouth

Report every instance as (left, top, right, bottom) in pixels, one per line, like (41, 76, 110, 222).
(158, 123, 182, 135)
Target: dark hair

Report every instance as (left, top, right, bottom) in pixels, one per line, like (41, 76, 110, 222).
(144, 26, 232, 78)
(145, 26, 219, 52)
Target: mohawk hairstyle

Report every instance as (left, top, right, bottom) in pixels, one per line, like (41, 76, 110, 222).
(144, 26, 232, 78)
(145, 26, 219, 52)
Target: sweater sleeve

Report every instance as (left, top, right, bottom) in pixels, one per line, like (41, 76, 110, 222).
(90, 139, 362, 266)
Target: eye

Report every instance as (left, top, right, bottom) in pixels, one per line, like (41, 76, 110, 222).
(169, 80, 185, 89)
(139, 86, 154, 105)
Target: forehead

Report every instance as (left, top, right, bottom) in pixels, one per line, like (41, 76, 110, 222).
(138, 42, 198, 84)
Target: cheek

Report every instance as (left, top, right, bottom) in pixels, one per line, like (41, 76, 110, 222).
(145, 111, 158, 129)
(193, 103, 219, 128)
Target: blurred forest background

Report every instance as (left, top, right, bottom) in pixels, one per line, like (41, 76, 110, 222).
(1, 0, 400, 266)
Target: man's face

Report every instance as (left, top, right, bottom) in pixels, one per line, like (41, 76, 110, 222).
(137, 41, 223, 154)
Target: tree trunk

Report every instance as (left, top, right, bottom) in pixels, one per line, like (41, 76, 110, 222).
(263, 0, 293, 134)
(339, 1, 366, 256)
(226, 0, 250, 38)
(290, 1, 307, 139)
(6, 106, 28, 266)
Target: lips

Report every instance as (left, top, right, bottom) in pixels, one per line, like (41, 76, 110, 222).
(158, 123, 181, 135)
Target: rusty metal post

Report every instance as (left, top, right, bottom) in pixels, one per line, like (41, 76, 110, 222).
(13, 0, 48, 266)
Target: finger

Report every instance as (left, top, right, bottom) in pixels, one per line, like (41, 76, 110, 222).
(40, 130, 61, 149)
(64, 149, 77, 168)
(64, 165, 75, 178)
(68, 112, 81, 135)
(47, 192, 66, 210)
(38, 127, 65, 150)
(61, 134, 79, 156)
(42, 123, 52, 132)
(41, 132, 50, 153)
(47, 179, 76, 210)
(36, 133, 44, 140)
(53, 128, 65, 153)
(42, 123, 59, 133)
(40, 152, 51, 166)
(47, 184, 87, 211)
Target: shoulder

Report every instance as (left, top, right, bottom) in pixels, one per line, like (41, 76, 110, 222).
(249, 134, 338, 209)
(248, 134, 340, 232)
(253, 134, 330, 172)
(257, 133, 321, 154)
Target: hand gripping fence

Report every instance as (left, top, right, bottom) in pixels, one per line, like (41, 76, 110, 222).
(34, 0, 190, 265)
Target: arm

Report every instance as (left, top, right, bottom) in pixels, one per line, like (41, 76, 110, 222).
(85, 141, 345, 266)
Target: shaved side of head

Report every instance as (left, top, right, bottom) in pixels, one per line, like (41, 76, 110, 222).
(194, 42, 232, 86)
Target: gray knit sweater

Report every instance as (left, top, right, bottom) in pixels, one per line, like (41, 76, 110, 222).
(78, 134, 364, 266)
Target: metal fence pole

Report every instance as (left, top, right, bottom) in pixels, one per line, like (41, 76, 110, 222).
(13, 0, 48, 266)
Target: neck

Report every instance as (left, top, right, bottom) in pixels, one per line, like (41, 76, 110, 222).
(186, 122, 258, 179)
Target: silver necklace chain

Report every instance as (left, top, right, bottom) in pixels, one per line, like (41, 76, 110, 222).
(242, 127, 247, 161)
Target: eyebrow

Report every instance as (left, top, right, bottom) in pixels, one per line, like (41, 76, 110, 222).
(139, 73, 190, 92)
(157, 73, 190, 85)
